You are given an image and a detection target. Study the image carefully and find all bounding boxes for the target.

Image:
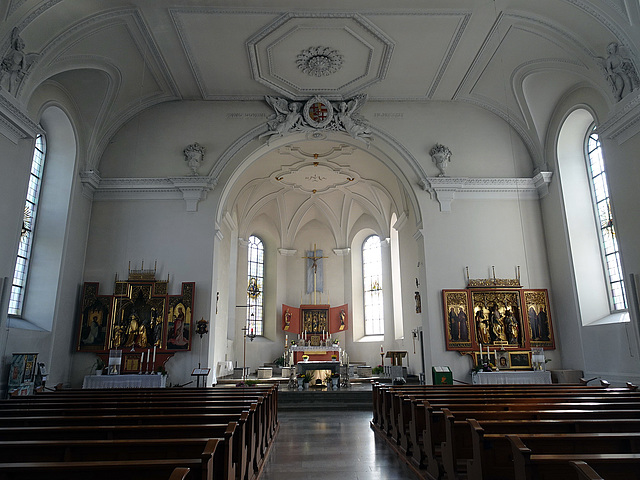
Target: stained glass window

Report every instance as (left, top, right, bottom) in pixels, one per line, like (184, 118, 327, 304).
(586, 128, 627, 310)
(363, 235, 383, 335)
(9, 134, 46, 316)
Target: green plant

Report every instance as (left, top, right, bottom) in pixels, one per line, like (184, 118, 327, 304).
(303, 372, 313, 383)
(273, 355, 285, 367)
(372, 365, 384, 375)
(156, 365, 167, 376)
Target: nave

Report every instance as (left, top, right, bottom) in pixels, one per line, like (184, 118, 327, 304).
(260, 410, 418, 480)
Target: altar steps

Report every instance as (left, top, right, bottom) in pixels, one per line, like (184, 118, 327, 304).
(278, 388, 372, 410)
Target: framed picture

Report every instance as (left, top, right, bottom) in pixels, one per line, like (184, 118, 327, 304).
(443, 290, 473, 351)
(509, 351, 532, 369)
(495, 350, 511, 369)
(122, 353, 142, 373)
(471, 290, 525, 349)
(523, 289, 555, 348)
(166, 282, 194, 351)
(76, 283, 112, 352)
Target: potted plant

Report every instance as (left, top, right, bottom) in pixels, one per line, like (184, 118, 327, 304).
(156, 365, 167, 376)
(302, 354, 309, 362)
(297, 373, 305, 391)
(93, 356, 105, 376)
(331, 373, 340, 390)
(303, 372, 312, 389)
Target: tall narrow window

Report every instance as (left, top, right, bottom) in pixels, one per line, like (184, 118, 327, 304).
(9, 134, 46, 316)
(363, 235, 383, 335)
(246, 235, 264, 336)
(586, 127, 627, 310)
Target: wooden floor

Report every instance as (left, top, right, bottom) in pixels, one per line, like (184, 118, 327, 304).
(260, 410, 419, 480)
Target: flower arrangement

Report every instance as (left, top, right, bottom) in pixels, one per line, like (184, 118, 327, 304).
(302, 354, 309, 362)
(156, 365, 167, 376)
(331, 354, 337, 361)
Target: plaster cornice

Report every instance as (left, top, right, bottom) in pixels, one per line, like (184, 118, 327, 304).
(423, 173, 553, 212)
(80, 172, 217, 212)
(598, 92, 640, 144)
(0, 91, 42, 143)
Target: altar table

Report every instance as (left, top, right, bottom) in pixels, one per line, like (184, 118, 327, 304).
(472, 371, 552, 385)
(290, 345, 341, 363)
(82, 374, 166, 389)
(296, 361, 340, 375)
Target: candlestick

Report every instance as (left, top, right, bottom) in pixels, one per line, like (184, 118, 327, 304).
(147, 348, 150, 373)
(153, 346, 156, 363)
(140, 352, 144, 373)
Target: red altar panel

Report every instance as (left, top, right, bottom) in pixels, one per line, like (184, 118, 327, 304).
(282, 304, 301, 333)
(329, 304, 348, 333)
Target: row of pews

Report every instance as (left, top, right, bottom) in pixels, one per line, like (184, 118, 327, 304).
(0, 384, 279, 480)
(371, 382, 640, 480)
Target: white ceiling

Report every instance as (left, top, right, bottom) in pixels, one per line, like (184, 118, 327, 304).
(3, 0, 639, 219)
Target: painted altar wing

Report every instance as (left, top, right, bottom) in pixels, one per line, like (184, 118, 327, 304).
(282, 304, 301, 333)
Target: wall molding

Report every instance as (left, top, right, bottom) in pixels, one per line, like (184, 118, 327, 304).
(422, 173, 553, 212)
(79, 171, 217, 212)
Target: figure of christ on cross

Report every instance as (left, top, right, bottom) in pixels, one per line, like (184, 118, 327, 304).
(303, 244, 328, 305)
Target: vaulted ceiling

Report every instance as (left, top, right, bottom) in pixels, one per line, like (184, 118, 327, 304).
(3, 0, 638, 217)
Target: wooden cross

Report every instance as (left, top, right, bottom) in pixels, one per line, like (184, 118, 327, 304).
(302, 244, 328, 304)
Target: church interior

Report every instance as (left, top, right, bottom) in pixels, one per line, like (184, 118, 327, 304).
(2, 0, 640, 396)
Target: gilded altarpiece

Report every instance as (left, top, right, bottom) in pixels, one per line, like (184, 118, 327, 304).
(442, 285, 555, 354)
(76, 280, 194, 354)
(471, 290, 524, 349)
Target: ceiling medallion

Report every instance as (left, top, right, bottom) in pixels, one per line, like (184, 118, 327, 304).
(296, 46, 343, 77)
(303, 96, 334, 128)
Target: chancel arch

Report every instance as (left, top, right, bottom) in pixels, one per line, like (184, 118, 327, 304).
(213, 126, 423, 374)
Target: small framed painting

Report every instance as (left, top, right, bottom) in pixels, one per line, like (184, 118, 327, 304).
(509, 351, 532, 369)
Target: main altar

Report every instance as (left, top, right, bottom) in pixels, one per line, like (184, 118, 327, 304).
(281, 304, 347, 364)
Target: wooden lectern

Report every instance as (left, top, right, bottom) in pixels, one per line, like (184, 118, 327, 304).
(385, 351, 407, 366)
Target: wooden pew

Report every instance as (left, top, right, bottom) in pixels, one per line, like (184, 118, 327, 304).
(0, 410, 257, 480)
(0, 438, 219, 480)
(508, 434, 640, 480)
(169, 467, 192, 480)
(370, 384, 638, 473)
(0, 458, 208, 480)
(0, 386, 280, 480)
(468, 424, 640, 480)
(441, 406, 640, 480)
(570, 461, 604, 480)
(0, 422, 238, 480)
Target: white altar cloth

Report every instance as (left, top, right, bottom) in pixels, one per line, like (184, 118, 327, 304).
(83, 374, 166, 389)
(472, 371, 552, 385)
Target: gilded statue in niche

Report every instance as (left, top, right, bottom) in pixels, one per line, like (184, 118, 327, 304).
(471, 290, 524, 348)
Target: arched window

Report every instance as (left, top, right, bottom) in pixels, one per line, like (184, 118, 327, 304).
(8, 134, 46, 316)
(246, 235, 264, 336)
(585, 127, 627, 311)
(362, 235, 383, 335)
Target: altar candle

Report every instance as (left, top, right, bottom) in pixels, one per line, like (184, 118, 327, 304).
(152, 346, 156, 364)
(381, 345, 384, 354)
(140, 352, 144, 372)
(147, 349, 150, 372)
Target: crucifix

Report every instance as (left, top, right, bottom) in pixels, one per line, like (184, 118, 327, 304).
(302, 244, 328, 305)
